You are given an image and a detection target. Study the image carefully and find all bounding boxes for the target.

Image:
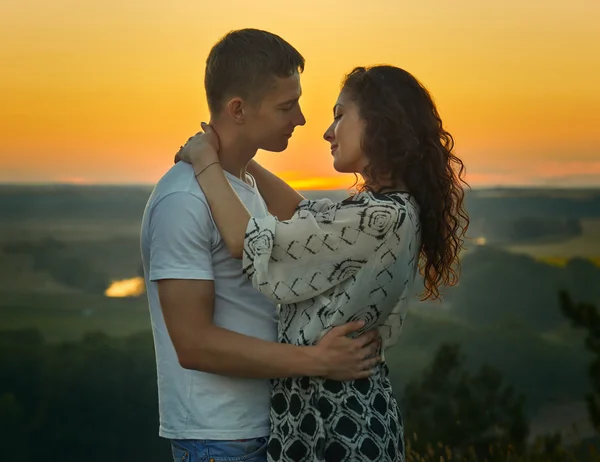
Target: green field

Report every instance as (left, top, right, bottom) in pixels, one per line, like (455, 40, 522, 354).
(0, 292, 150, 343)
(509, 218, 600, 261)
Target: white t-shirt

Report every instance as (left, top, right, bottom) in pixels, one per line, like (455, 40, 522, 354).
(140, 162, 277, 440)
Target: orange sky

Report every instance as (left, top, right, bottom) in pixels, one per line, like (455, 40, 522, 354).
(1, 0, 599, 189)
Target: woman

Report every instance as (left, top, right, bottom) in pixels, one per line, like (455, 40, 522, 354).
(178, 65, 468, 462)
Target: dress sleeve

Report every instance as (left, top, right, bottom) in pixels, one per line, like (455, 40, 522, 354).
(242, 197, 402, 303)
(295, 197, 335, 214)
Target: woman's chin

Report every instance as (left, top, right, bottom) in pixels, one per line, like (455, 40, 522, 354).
(332, 158, 341, 172)
(332, 160, 350, 174)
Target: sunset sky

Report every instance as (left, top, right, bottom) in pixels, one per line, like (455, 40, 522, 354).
(1, 0, 599, 189)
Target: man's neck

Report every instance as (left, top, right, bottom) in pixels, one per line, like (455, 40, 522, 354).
(210, 120, 256, 184)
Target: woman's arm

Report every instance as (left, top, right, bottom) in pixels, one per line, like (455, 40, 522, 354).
(243, 198, 406, 304)
(195, 162, 252, 259)
(180, 125, 253, 259)
(246, 160, 305, 221)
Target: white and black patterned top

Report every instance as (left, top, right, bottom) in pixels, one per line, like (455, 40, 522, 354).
(241, 190, 420, 462)
(243, 190, 421, 351)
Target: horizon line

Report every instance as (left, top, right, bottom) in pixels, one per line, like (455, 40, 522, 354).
(1, 181, 599, 191)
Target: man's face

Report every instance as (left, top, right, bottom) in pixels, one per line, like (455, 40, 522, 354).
(242, 72, 306, 152)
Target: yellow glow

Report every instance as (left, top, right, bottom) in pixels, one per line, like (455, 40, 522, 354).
(104, 277, 145, 298)
(474, 237, 487, 246)
(276, 171, 356, 191)
(1, 0, 599, 187)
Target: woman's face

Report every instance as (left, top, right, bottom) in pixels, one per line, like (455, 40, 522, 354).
(323, 90, 368, 174)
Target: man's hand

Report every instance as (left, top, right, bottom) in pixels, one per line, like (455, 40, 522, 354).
(313, 321, 382, 381)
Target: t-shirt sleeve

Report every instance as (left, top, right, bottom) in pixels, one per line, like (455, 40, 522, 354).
(148, 192, 215, 282)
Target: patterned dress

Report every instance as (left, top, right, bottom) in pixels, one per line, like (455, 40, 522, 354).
(242, 191, 421, 462)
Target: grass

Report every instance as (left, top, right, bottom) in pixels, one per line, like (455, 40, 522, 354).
(508, 219, 600, 260)
(536, 256, 600, 268)
(0, 291, 150, 343)
(405, 436, 600, 461)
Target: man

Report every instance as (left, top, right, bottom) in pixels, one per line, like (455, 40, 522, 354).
(141, 29, 378, 461)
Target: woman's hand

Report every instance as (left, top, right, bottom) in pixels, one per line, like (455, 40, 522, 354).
(174, 122, 220, 173)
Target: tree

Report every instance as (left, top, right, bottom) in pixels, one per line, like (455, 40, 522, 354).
(402, 343, 529, 458)
(0, 393, 29, 461)
(559, 290, 600, 429)
(0, 329, 170, 461)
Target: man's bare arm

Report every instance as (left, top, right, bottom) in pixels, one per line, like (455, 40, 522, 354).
(158, 279, 380, 380)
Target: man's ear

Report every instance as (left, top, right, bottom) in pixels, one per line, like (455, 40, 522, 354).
(226, 98, 245, 124)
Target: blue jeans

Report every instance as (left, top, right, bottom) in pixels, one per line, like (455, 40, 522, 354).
(170, 437, 268, 462)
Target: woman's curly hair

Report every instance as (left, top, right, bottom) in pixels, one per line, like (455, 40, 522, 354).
(342, 65, 469, 300)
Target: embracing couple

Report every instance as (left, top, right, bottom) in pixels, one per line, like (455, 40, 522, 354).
(140, 28, 468, 462)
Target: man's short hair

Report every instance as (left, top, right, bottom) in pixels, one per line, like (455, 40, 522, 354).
(205, 29, 305, 115)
